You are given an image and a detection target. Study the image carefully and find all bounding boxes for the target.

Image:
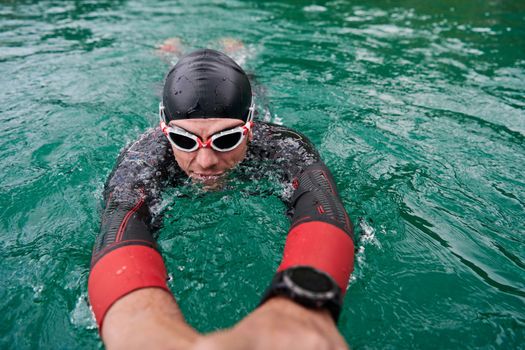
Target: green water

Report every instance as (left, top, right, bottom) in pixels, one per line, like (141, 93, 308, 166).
(1, 0, 524, 348)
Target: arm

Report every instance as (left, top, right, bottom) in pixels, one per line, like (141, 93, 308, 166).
(88, 129, 198, 348)
(276, 160, 355, 296)
(254, 124, 355, 294)
(193, 125, 354, 349)
(193, 297, 348, 350)
(102, 288, 198, 349)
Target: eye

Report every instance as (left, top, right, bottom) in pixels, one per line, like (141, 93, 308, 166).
(213, 132, 242, 149)
(169, 132, 197, 150)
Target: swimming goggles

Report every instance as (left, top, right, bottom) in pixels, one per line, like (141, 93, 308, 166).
(159, 100, 255, 153)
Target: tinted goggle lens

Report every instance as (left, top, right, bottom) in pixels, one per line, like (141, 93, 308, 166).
(168, 132, 197, 151)
(212, 131, 243, 150)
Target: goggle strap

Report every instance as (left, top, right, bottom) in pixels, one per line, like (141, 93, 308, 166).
(159, 102, 166, 122)
(247, 98, 255, 123)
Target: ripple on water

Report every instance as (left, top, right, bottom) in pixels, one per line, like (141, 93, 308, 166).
(1, 0, 525, 348)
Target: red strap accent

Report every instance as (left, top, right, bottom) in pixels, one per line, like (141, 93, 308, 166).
(160, 121, 168, 135)
(278, 221, 354, 293)
(115, 196, 144, 243)
(88, 245, 170, 329)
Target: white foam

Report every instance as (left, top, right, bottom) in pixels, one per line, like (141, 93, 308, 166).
(303, 5, 327, 12)
(70, 294, 97, 330)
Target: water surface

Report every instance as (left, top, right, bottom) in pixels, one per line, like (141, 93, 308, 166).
(1, 0, 524, 348)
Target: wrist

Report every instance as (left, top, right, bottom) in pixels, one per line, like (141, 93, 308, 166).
(262, 296, 333, 321)
(259, 266, 343, 323)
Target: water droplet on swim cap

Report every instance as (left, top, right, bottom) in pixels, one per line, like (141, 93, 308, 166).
(162, 49, 252, 122)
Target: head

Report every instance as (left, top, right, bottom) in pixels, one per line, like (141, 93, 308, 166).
(160, 49, 253, 185)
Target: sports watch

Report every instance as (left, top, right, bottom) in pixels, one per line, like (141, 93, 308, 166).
(259, 266, 343, 322)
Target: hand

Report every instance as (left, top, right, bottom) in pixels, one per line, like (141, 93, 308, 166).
(219, 38, 244, 54)
(192, 297, 349, 350)
(157, 37, 183, 55)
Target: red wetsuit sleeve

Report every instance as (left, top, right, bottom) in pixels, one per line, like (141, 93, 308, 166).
(278, 222, 354, 292)
(279, 162, 355, 293)
(88, 189, 171, 330)
(88, 190, 171, 330)
(88, 245, 170, 329)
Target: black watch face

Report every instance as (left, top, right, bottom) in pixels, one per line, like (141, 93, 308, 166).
(287, 267, 333, 293)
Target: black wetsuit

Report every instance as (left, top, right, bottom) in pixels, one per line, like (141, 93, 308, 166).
(88, 122, 354, 328)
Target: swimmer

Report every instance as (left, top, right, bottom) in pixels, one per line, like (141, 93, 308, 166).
(88, 49, 355, 350)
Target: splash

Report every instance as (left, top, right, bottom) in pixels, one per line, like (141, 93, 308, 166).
(350, 218, 383, 284)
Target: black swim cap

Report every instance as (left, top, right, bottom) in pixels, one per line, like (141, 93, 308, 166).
(162, 49, 252, 122)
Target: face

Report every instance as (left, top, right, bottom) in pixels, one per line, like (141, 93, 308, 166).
(168, 118, 252, 186)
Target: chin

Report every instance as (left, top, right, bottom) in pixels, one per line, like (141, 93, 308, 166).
(190, 173, 226, 190)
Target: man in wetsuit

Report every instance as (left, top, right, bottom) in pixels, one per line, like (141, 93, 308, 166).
(88, 49, 355, 349)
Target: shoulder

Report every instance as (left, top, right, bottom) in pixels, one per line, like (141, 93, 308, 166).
(251, 122, 320, 164)
(251, 122, 320, 161)
(104, 127, 181, 200)
(116, 128, 170, 166)
(247, 122, 321, 187)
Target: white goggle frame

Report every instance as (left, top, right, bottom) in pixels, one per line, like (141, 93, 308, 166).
(159, 98, 255, 153)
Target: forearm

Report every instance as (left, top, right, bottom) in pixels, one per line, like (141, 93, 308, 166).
(89, 129, 194, 348)
(89, 227, 199, 349)
(193, 297, 348, 350)
(262, 162, 355, 320)
(103, 288, 199, 350)
(89, 189, 176, 334)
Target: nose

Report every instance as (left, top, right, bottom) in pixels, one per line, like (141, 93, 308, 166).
(194, 147, 219, 170)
